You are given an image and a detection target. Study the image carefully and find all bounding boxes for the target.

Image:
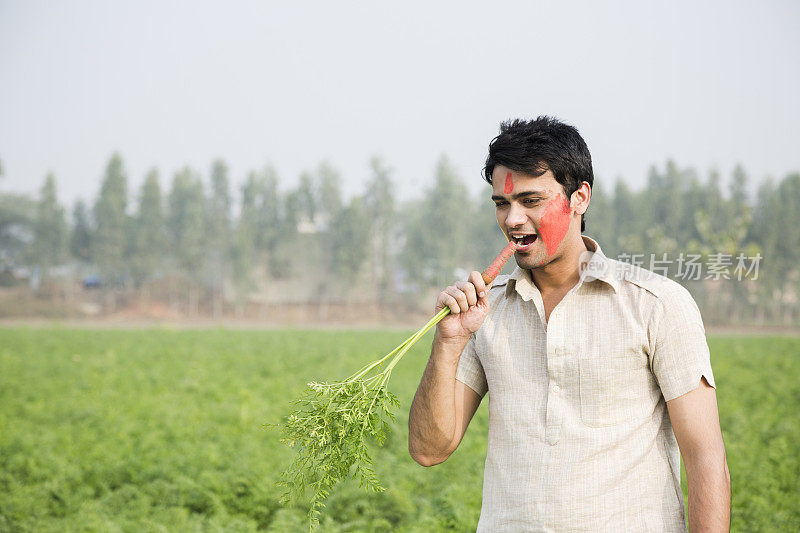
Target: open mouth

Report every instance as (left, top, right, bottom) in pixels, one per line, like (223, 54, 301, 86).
(512, 234, 538, 252)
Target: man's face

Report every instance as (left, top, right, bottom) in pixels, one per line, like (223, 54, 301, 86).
(491, 165, 579, 270)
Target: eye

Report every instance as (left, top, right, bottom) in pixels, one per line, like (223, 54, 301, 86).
(494, 201, 508, 208)
(522, 198, 541, 206)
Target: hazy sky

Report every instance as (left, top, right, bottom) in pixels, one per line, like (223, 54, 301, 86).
(1, 0, 798, 210)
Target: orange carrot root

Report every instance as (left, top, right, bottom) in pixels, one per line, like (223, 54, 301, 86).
(481, 240, 517, 285)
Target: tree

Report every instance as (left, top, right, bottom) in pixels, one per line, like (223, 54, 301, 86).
(0, 184, 35, 270)
(239, 165, 282, 276)
(167, 167, 206, 316)
(258, 166, 282, 255)
(611, 179, 640, 255)
(207, 160, 232, 245)
(746, 172, 800, 323)
(723, 164, 754, 323)
(276, 188, 302, 277)
(69, 200, 93, 263)
(364, 156, 396, 302)
(93, 153, 129, 285)
(130, 169, 167, 288)
(231, 175, 259, 316)
(297, 171, 317, 227)
(585, 180, 615, 252)
(681, 170, 708, 250)
(401, 155, 471, 288)
(744, 177, 777, 321)
(327, 196, 371, 291)
(639, 162, 684, 267)
(31, 173, 68, 282)
(316, 160, 343, 229)
(206, 159, 232, 317)
(468, 185, 507, 273)
(691, 168, 748, 257)
(774, 173, 800, 281)
(729, 164, 748, 209)
(646, 161, 684, 239)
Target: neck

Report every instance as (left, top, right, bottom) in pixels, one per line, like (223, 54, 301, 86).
(530, 234, 588, 292)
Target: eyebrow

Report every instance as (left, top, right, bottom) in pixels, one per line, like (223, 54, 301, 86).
(491, 191, 547, 201)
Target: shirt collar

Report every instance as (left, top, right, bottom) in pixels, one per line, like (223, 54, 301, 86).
(579, 236, 619, 293)
(505, 235, 619, 298)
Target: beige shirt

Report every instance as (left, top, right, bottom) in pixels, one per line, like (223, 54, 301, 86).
(456, 236, 715, 532)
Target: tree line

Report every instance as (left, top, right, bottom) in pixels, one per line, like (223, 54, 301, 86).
(0, 154, 798, 325)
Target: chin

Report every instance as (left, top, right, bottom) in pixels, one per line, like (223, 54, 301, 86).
(515, 252, 547, 270)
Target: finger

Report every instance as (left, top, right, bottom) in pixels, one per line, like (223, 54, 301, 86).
(469, 270, 489, 299)
(436, 291, 458, 314)
(442, 293, 461, 314)
(436, 292, 450, 312)
(445, 286, 469, 313)
(455, 280, 478, 307)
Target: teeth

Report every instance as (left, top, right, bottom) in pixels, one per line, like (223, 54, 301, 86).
(512, 235, 537, 245)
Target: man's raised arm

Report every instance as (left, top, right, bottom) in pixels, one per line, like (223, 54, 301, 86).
(408, 270, 490, 466)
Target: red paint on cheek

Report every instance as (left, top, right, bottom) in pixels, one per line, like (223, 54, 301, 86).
(537, 195, 572, 256)
(504, 172, 513, 194)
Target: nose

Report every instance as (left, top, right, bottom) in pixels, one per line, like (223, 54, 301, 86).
(505, 202, 526, 229)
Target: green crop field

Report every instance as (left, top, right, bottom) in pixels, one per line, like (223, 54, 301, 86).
(0, 328, 798, 532)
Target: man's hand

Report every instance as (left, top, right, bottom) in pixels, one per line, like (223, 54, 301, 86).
(667, 377, 731, 532)
(435, 270, 491, 349)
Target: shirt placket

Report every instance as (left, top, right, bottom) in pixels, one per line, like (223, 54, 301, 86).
(545, 317, 566, 446)
(530, 288, 567, 446)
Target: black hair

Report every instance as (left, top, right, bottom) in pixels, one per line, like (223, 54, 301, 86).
(483, 116, 594, 232)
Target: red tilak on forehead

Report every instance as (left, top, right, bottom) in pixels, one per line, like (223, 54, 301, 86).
(504, 172, 513, 194)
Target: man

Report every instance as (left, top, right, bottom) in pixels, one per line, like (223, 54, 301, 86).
(408, 117, 730, 532)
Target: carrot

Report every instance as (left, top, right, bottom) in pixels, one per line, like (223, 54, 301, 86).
(481, 240, 517, 285)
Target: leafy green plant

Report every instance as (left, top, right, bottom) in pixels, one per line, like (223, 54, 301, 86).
(274, 240, 517, 530)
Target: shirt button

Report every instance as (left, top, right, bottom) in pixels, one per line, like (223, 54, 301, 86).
(552, 384, 560, 392)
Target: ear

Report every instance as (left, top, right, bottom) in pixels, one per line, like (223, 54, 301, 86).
(571, 181, 591, 216)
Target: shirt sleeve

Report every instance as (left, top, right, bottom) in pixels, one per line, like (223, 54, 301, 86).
(650, 284, 716, 402)
(455, 332, 488, 398)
